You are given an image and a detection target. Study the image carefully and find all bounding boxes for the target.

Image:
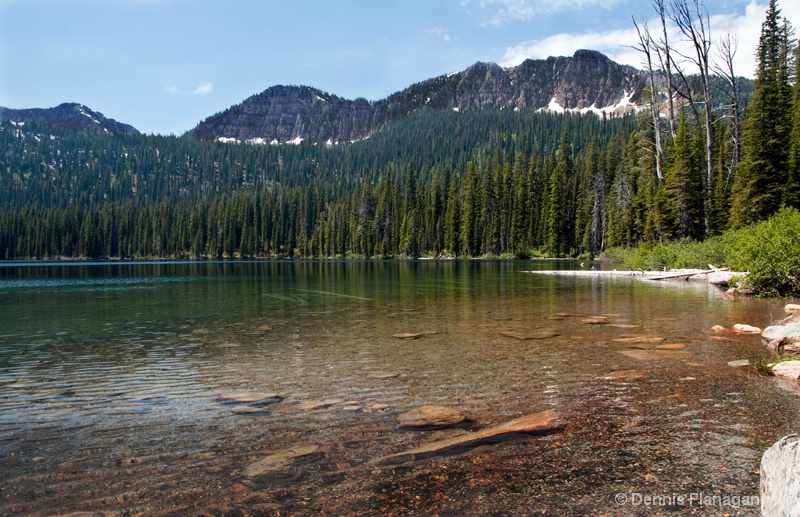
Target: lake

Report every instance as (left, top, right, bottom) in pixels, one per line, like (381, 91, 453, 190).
(0, 260, 797, 515)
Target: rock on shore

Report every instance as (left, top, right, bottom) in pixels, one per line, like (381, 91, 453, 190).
(761, 434, 800, 516)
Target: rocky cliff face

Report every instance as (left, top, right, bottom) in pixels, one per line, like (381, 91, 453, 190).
(0, 103, 139, 136)
(193, 49, 646, 144)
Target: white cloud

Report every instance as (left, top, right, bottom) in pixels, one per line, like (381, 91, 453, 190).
(462, 0, 621, 26)
(499, 0, 775, 78)
(428, 26, 451, 42)
(193, 81, 213, 95)
(165, 81, 214, 96)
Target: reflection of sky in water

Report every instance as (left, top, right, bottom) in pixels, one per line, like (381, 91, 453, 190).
(0, 276, 187, 291)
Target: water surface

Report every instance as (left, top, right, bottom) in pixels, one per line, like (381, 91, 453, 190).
(0, 260, 796, 515)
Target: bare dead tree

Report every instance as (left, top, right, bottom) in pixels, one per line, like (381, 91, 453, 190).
(632, 18, 666, 181)
(653, 0, 676, 137)
(713, 33, 742, 185)
(671, 0, 714, 189)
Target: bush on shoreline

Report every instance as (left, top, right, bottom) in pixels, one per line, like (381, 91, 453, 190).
(603, 208, 800, 297)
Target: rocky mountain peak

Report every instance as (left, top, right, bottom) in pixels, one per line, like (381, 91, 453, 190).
(0, 102, 139, 135)
(192, 49, 648, 145)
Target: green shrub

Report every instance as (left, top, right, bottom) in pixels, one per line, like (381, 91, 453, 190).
(724, 207, 800, 297)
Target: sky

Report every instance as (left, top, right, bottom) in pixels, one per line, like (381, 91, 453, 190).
(1, 0, 797, 136)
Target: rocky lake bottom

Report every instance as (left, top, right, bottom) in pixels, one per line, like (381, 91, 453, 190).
(1, 261, 799, 515)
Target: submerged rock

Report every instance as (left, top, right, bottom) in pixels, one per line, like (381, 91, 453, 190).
(621, 349, 693, 361)
(363, 403, 390, 412)
(727, 359, 751, 367)
(377, 410, 565, 464)
(602, 369, 650, 380)
(612, 336, 665, 343)
(218, 392, 282, 405)
(761, 434, 800, 516)
(392, 333, 424, 339)
(582, 316, 609, 324)
(657, 343, 686, 350)
(298, 400, 328, 411)
(230, 405, 270, 415)
(499, 331, 559, 340)
(241, 444, 321, 479)
(397, 405, 468, 429)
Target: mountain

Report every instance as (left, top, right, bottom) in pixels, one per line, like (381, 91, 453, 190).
(192, 49, 645, 144)
(0, 102, 139, 136)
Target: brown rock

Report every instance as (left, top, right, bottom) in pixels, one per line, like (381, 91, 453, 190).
(392, 333, 423, 339)
(363, 403, 390, 412)
(397, 405, 468, 429)
(377, 410, 565, 464)
(582, 316, 609, 324)
(298, 400, 328, 411)
(657, 343, 687, 350)
(241, 444, 321, 478)
(612, 336, 665, 343)
(499, 331, 559, 340)
(602, 369, 650, 380)
(621, 349, 693, 361)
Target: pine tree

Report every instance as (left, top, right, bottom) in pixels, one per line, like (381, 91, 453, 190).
(546, 129, 573, 256)
(730, 0, 795, 226)
(665, 114, 705, 240)
(787, 41, 800, 209)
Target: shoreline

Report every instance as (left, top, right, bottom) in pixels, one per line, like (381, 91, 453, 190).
(523, 267, 743, 286)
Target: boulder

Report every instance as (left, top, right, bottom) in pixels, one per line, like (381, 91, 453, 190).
(761, 435, 800, 516)
(763, 323, 800, 344)
(772, 361, 800, 379)
(785, 304, 800, 312)
(397, 405, 468, 429)
(712, 324, 762, 335)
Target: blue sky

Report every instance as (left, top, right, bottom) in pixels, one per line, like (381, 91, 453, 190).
(1, 0, 795, 135)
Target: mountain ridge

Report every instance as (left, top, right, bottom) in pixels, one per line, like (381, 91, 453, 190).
(192, 49, 646, 144)
(0, 102, 140, 136)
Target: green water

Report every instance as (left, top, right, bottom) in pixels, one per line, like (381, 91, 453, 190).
(0, 260, 796, 515)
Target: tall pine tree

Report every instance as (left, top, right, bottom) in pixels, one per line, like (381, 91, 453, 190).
(730, 0, 795, 227)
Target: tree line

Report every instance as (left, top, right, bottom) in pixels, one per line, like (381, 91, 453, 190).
(0, 0, 798, 261)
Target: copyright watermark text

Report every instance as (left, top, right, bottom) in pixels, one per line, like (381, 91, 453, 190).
(614, 492, 760, 508)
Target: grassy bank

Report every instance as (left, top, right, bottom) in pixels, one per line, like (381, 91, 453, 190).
(602, 207, 800, 297)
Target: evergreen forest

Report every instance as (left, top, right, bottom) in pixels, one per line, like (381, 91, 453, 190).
(1, 0, 798, 263)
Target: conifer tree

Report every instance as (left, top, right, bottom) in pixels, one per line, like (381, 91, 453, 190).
(788, 41, 800, 209)
(546, 128, 573, 256)
(730, 0, 795, 226)
(665, 114, 705, 240)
